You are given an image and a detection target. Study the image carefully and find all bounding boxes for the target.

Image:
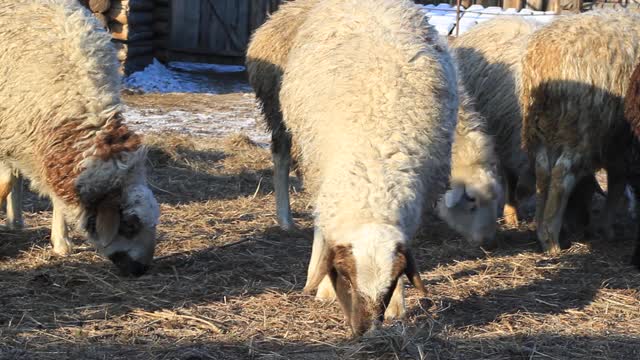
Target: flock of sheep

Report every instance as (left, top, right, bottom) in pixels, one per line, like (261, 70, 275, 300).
(1, 0, 640, 338)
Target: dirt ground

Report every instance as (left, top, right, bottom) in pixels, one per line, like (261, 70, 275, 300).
(1, 87, 639, 359)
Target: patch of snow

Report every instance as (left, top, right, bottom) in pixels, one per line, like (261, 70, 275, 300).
(122, 100, 270, 147)
(124, 59, 251, 94)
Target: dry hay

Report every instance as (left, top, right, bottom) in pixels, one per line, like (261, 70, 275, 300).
(1, 109, 639, 358)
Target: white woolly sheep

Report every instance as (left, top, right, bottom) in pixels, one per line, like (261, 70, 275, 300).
(521, 10, 640, 254)
(247, 0, 502, 248)
(280, 0, 458, 336)
(0, 0, 160, 276)
(450, 17, 541, 227)
(246, 0, 320, 231)
(436, 86, 501, 248)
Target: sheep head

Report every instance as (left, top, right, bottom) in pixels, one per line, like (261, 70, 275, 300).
(437, 179, 500, 248)
(81, 182, 159, 277)
(304, 224, 426, 337)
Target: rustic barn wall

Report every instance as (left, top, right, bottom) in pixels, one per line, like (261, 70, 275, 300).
(161, 0, 283, 65)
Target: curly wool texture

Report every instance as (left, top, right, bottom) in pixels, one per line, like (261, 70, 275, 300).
(280, 0, 458, 240)
(246, 0, 320, 134)
(451, 17, 540, 179)
(626, 62, 640, 139)
(521, 10, 640, 161)
(0, 0, 145, 210)
(451, 86, 499, 203)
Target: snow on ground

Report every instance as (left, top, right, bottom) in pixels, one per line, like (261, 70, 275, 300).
(125, 60, 252, 94)
(123, 60, 269, 146)
(123, 94, 270, 147)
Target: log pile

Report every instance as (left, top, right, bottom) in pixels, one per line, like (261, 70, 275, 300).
(80, 0, 155, 74)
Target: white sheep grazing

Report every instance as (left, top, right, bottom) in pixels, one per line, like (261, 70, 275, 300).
(248, 0, 501, 248)
(521, 10, 640, 254)
(246, 0, 320, 231)
(281, 0, 458, 336)
(0, 0, 160, 276)
(450, 17, 541, 227)
(437, 85, 501, 247)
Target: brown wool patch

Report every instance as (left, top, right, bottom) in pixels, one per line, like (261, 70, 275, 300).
(94, 115, 141, 161)
(42, 122, 87, 204)
(42, 114, 141, 204)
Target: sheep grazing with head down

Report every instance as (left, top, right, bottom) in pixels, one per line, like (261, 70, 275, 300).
(437, 86, 501, 248)
(521, 11, 640, 254)
(280, 0, 457, 336)
(246, 0, 320, 231)
(0, 0, 160, 276)
(624, 61, 640, 269)
(449, 17, 541, 227)
(248, 0, 501, 248)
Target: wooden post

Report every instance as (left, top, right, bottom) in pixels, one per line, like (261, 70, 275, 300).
(503, 0, 523, 10)
(455, 0, 462, 37)
(525, 0, 544, 10)
(546, 0, 561, 13)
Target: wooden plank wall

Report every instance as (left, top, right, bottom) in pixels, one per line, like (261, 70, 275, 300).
(166, 0, 282, 63)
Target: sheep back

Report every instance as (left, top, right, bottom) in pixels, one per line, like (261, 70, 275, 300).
(280, 0, 458, 235)
(0, 0, 141, 206)
(521, 11, 640, 163)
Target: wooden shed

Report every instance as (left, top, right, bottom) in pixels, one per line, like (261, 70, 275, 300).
(154, 0, 284, 65)
(81, 0, 283, 73)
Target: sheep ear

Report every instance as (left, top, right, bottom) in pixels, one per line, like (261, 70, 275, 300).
(403, 248, 428, 296)
(96, 205, 120, 247)
(444, 185, 465, 208)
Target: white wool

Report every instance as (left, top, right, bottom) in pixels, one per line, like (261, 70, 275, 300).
(337, 224, 406, 300)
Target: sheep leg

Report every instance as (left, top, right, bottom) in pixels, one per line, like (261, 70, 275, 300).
(50, 199, 73, 256)
(632, 186, 640, 269)
(538, 155, 577, 254)
(601, 168, 626, 241)
(304, 228, 337, 299)
(272, 125, 295, 231)
(0, 163, 14, 224)
(384, 278, 406, 320)
(503, 169, 519, 227)
(562, 176, 595, 239)
(6, 172, 24, 230)
(534, 151, 551, 250)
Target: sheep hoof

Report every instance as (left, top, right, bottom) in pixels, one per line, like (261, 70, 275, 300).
(384, 302, 406, 321)
(315, 280, 337, 300)
(502, 205, 519, 227)
(277, 219, 296, 232)
(6, 219, 23, 230)
(51, 238, 73, 256)
(543, 243, 562, 256)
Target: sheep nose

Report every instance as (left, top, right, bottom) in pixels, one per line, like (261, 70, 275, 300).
(108, 251, 150, 277)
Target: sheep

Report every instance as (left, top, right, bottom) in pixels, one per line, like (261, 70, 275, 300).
(246, 0, 320, 231)
(0, 0, 160, 276)
(248, 0, 502, 247)
(436, 86, 501, 247)
(449, 17, 541, 227)
(521, 10, 640, 254)
(624, 61, 640, 269)
(280, 0, 458, 336)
